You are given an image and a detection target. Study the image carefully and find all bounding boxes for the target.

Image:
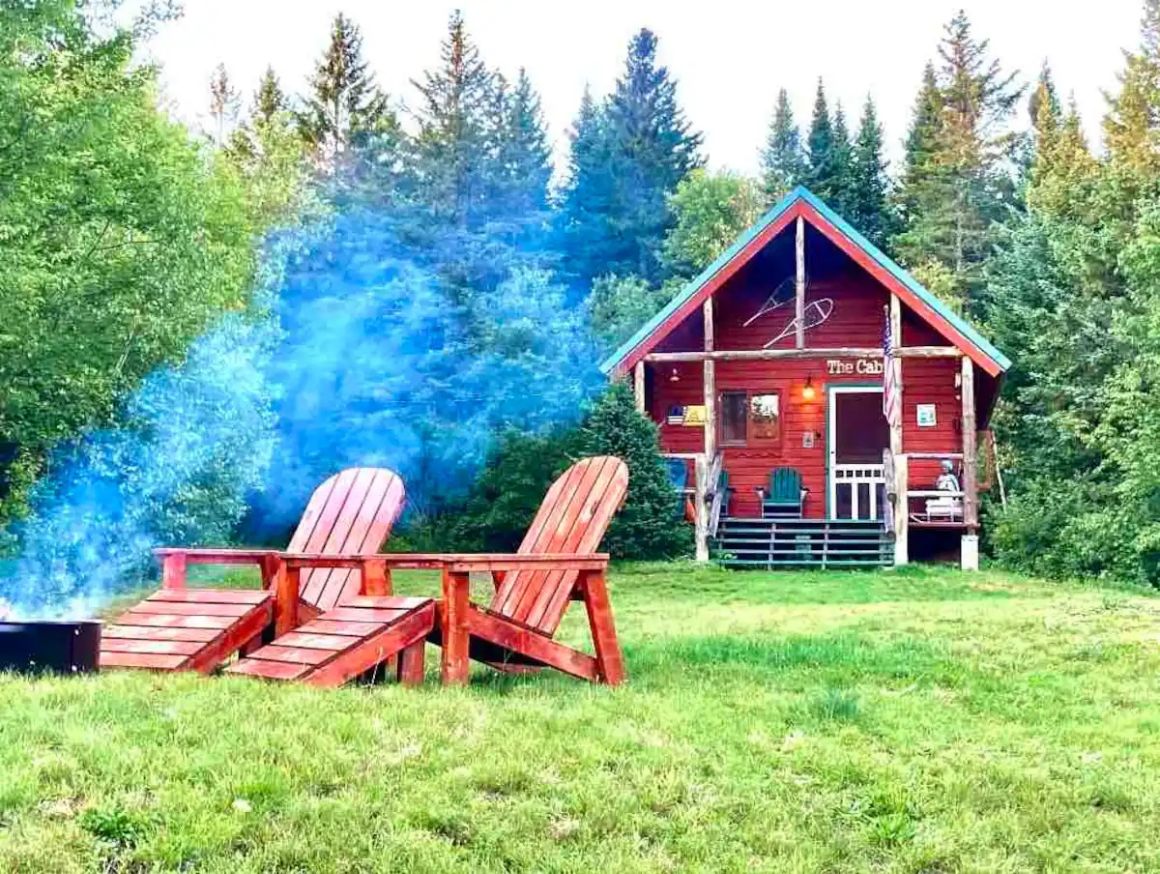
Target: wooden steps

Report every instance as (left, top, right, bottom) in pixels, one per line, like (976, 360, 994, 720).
(715, 517, 893, 569)
(226, 596, 435, 687)
(100, 588, 274, 672)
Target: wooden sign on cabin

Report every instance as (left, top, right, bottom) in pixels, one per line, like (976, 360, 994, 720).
(826, 358, 884, 376)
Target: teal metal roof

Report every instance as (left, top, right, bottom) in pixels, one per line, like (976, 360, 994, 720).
(598, 185, 1011, 374)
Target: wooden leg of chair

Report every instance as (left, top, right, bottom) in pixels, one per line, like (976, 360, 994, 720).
(397, 642, 425, 686)
(581, 569, 625, 685)
(440, 569, 470, 686)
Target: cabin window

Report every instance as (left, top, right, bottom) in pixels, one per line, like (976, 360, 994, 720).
(750, 393, 781, 442)
(720, 391, 748, 445)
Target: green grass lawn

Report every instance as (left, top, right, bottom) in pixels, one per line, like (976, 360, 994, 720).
(3, 565, 1160, 872)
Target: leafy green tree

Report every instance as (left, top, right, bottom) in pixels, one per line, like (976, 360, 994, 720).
(0, 0, 257, 523)
(588, 274, 669, 348)
(574, 382, 691, 559)
(662, 169, 762, 276)
(761, 88, 806, 202)
(298, 13, 397, 170)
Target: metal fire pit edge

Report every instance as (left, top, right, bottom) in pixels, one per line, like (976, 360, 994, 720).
(0, 619, 102, 675)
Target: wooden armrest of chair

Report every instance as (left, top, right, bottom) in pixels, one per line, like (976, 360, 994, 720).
(152, 548, 285, 590)
(280, 552, 609, 572)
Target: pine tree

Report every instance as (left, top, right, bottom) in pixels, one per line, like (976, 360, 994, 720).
(559, 28, 703, 288)
(1028, 61, 1060, 131)
(208, 62, 240, 146)
(891, 12, 1023, 315)
(556, 86, 615, 291)
(254, 66, 286, 128)
(848, 96, 893, 247)
(761, 88, 805, 202)
(494, 68, 553, 222)
(829, 101, 855, 211)
(806, 79, 835, 195)
(409, 10, 496, 228)
(1104, 0, 1160, 179)
(299, 13, 395, 169)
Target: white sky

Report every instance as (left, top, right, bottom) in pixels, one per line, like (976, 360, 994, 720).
(142, 0, 1144, 174)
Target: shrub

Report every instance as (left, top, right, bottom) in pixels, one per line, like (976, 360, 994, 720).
(574, 382, 691, 560)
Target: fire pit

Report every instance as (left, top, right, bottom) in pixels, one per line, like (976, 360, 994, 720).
(0, 619, 102, 674)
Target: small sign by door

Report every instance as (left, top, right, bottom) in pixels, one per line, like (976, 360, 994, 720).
(916, 404, 937, 428)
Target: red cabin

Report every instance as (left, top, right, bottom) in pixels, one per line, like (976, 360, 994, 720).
(601, 187, 1010, 569)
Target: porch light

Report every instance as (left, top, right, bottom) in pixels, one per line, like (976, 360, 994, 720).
(802, 376, 816, 401)
(669, 367, 680, 383)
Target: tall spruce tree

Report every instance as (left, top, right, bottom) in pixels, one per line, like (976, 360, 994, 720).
(494, 68, 553, 226)
(829, 101, 855, 212)
(891, 12, 1023, 315)
(409, 10, 496, 228)
(254, 66, 286, 128)
(558, 28, 703, 289)
(761, 88, 806, 202)
(299, 13, 395, 170)
(806, 79, 835, 196)
(848, 96, 893, 247)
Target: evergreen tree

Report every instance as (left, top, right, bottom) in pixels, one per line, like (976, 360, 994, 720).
(761, 88, 805, 201)
(493, 68, 553, 229)
(806, 79, 835, 195)
(574, 382, 691, 559)
(848, 96, 893, 247)
(556, 86, 614, 291)
(299, 13, 396, 169)
(558, 29, 703, 289)
(829, 101, 855, 211)
(225, 67, 313, 228)
(409, 10, 496, 228)
(254, 66, 286, 128)
(891, 12, 1023, 315)
(208, 62, 240, 146)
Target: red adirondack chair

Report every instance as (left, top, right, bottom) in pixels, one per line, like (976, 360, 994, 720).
(229, 456, 630, 686)
(430, 455, 630, 685)
(99, 467, 412, 674)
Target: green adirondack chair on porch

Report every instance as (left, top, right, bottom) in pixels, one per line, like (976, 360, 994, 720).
(762, 467, 807, 519)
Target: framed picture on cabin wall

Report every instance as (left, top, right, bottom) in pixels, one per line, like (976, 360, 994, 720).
(916, 403, 937, 428)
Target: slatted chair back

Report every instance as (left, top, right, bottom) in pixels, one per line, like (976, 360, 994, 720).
(489, 456, 628, 636)
(285, 468, 406, 611)
(768, 467, 803, 504)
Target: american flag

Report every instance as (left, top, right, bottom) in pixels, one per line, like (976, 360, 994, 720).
(883, 306, 901, 429)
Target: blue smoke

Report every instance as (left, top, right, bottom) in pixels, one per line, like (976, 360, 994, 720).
(0, 206, 604, 618)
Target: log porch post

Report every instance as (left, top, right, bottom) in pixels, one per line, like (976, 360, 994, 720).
(960, 355, 979, 570)
(889, 295, 909, 566)
(795, 215, 806, 348)
(633, 361, 645, 414)
(696, 299, 715, 563)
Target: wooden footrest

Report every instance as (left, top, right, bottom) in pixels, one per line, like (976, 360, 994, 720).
(100, 588, 274, 673)
(225, 596, 435, 687)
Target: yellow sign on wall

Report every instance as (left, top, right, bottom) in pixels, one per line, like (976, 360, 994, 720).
(682, 405, 707, 426)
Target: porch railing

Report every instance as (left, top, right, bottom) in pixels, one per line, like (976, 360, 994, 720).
(831, 463, 886, 521)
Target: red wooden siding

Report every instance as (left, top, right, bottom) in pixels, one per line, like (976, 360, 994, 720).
(649, 263, 975, 518)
